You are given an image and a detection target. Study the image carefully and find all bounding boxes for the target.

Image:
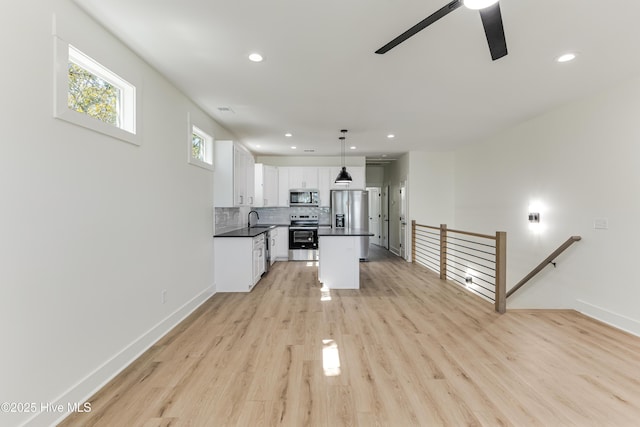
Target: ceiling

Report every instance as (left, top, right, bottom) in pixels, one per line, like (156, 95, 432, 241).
(73, 0, 640, 162)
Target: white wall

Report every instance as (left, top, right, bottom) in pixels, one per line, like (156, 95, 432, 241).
(381, 152, 455, 260)
(0, 2, 233, 426)
(408, 151, 455, 227)
(453, 75, 640, 335)
(365, 165, 384, 187)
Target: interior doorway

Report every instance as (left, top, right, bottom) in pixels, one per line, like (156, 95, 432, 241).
(366, 187, 382, 246)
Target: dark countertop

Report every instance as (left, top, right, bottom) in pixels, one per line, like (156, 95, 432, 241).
(318, 228, 374, 237)
(214, 225, 276, 238)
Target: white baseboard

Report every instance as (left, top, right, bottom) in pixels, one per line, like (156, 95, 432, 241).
(575, 299, 640, 338)
(24, 286, 215, 427)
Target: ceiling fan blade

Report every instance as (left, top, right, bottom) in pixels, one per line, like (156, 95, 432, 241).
(375, 0, 463, 54)
(479, 2, 507, 60)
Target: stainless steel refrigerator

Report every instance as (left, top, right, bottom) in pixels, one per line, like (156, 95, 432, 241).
(330, 190, 370, 260)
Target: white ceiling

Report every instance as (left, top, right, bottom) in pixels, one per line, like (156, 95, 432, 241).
(73, 0, 640, 161)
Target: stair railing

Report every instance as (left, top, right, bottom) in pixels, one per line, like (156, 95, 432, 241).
(506, 236, 582, 298)
(411, 221, 507, 313)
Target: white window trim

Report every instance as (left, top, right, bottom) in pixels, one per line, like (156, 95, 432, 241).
(53, 36, 142, 146)
(188, 113, 214, 171)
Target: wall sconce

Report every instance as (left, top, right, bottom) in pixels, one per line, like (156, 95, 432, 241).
(528, 212, 540, 223)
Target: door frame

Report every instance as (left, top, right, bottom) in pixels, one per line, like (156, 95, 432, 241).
(382, 185, 390, 250)
(366, 187, 382, 246)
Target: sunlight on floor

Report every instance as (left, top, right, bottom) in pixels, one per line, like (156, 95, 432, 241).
(322, 339, 341, 376)
(306, 261, 319, 267)
(320, 284, 332, 301)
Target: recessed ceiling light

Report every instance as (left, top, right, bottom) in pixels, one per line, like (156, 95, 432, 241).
(381, 154, 387, 158)
(387, 134, 395, 139)
(291, 146, 297, 149)
(556, 52, 577, 63)
(248, 53, 263, 62)
(285, 133, 293, 137)
(350, 146, 356, 150)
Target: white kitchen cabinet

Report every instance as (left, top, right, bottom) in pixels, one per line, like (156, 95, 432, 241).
(317, 167, 332, 207)
(254, 163, 278, 207)
(214, 140, 255, 207)
(268, 228, 277, 265)
(215, 234, 264, 292)
(245, 155, 255, 206)
(278, 166, 364, 207)
(288, 166, 318, 189)
(274, 226, 289, 260)
(232, 144, 246, 206)
(253, 234, 265, 284)
(277, 167, 289, 206)
(235, 144, 255, 206)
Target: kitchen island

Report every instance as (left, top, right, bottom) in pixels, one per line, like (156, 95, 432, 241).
(317, 228, 374, 289)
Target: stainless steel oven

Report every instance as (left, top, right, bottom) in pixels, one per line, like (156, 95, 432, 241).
(289, 214, 319, 261)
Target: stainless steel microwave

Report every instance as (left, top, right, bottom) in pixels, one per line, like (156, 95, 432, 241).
(289, 189, 319, 206)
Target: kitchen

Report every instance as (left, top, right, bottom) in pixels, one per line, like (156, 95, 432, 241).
(213, 140, 377, 292)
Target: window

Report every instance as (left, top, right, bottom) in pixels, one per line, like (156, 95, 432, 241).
(54, 38, 141, 145)
(188, 119, 214, 170)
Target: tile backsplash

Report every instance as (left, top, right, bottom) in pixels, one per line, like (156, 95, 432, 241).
(214, 206, 248, 234)
(214, 206, 331, 234)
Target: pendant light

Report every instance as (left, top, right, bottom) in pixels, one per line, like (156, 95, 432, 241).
(335, 129, 352, 184)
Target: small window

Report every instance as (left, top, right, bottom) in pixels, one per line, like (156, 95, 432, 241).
(68, 49, 121, 129)
(188, 122, 214, 170)
(54, 38, 141, 145)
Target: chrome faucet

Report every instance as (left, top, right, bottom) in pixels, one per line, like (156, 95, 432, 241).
(248, 210, 259, 228)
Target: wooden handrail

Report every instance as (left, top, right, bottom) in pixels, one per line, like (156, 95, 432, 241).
(445, 228, 497, 241)
(506, 236, 582, 298)
(413, 222, 496, 240)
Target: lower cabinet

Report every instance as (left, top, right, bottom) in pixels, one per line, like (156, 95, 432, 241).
(214, 234, 264, 292)
(253, 234, 265, 284)
(274, 226, 289, 261)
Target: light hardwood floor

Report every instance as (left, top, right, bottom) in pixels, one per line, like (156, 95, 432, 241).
(60, 246, 640, 426)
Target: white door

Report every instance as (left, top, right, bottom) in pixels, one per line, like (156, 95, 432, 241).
(367, 187, 382, 246)
(399, 180, 407, 259)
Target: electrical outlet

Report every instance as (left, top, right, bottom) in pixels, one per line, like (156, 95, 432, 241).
(161, 290, 167, 304)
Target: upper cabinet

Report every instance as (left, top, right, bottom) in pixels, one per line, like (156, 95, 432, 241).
(214, 140, 255, 207)
(254, 163, 278, 207)
(287, 167, 318, 189)
(277, 167, 290, 206)
(246, 163, 366, 208)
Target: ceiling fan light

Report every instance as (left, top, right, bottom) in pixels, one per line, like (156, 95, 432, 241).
(463, 0, 499, 10)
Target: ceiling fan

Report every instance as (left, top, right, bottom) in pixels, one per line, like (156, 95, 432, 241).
(375, 0, 507, 61)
